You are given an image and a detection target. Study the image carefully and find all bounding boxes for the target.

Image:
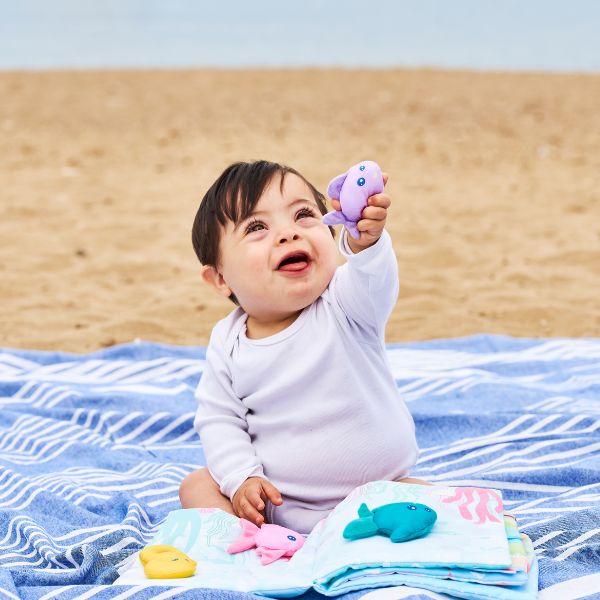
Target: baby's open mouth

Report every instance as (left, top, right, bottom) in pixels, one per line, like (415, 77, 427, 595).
(277, 251, 311, 272)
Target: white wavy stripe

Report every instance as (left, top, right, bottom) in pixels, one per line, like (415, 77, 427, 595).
(12, 381, 51, 404)
(100, 536, 142, 557)
(0, 522, 151, 567)
(68, 409, 194, 445)
(154, 362, 205, 383)
(506, 482, 600, 513)
(417, 421, 598, 472)
(0, 465, 188, 509)
(10, 418, 109, 456)
(38, 586, 78, 600)
(0, 467, 181, 511)
(529, 397, 600, 414)
(538, 573, 600, 600)
(30, 357, 173, 384)
(112, 412, 171, 444)
(426, 445, 598, 483)
(0, 504, 158, 559)
(0, 353, 38, 370)
(431, 439, 595, 479)
(29, 358, 128, 382)
(0, 416, 72, 451)
(0, 588, 19, 600)
(140, 413, 194, 445)
(147, 495, 182, 509)
(3, 357, 200, 387)
(417, 414, 545, 456)
(2, 413, 110, 450)
(129, 438, 200, 451)
(114, 360, 201, 384)
(25, 382, 81, 408)
(531, 530, 565, 548)
(32, 462, 190, 484)
(0, 428, 109, 465)
(87, 358, 193, 384)
(95, 382, 192, 396)
(41, 388, 85, 409)
(387, 339, 600, 371)
(485, 455, 598, 477)
(396, 369, 600, 401)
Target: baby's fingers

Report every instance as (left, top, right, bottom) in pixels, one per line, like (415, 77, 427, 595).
(240, 496, 265, 526)
(248, 488, 265, 512)
(261, 480, 283, 506)
(368, 193, 391, 209)
(330, 199, 341, 211)
(361, 205, 387, 221)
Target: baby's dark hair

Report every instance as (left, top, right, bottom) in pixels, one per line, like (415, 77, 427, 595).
(192, 160, 333, 304)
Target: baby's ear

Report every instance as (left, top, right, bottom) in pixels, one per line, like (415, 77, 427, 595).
(201, 265, 232, 298)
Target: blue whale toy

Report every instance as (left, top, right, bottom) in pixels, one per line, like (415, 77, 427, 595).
(343, 502, 437, 543)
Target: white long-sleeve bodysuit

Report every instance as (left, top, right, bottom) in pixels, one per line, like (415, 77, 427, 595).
(194, 229, 419, 534)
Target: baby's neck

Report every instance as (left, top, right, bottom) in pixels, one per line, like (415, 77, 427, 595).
(245, 310, 302, 340)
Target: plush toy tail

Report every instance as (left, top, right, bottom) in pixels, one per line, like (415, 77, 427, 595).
(322, 210, 346, 226)
(343, 517, 379, 540)
(343, 504, 378, 541)
(256, 547, 289, 565)
(227, 518, 260, 554)
(321, 210, 361, 240)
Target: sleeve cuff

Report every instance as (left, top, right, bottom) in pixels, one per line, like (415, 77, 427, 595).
(338, 228, 393, 262)
(219, 465, 265, 501)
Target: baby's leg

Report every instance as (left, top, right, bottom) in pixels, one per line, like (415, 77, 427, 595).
(179, 468, 235, 514)
(396, 476, 432, 485)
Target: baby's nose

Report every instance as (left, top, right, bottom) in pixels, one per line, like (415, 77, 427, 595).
(278, 232, 300, 244)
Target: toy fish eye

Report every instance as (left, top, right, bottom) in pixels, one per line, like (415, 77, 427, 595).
(407, 505, 417, 510)
(424, 507, 432, 512)
(357, 177, 366, 186)
(359, 165, 366, 171)
(287, 535, 297, 541)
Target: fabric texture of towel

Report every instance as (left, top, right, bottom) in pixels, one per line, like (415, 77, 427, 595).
(1, 334, 599, 599)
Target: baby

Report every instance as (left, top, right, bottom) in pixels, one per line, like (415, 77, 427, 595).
(179, 160, 420, 534)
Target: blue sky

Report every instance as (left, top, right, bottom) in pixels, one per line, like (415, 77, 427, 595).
(0, 0, 598, 71)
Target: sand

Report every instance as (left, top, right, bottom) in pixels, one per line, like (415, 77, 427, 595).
(1, 69, 599, 352)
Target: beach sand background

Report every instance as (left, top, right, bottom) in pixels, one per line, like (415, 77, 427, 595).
(1, 69, 598, 352)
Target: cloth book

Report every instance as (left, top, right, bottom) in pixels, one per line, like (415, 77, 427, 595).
(115, 481, 537, 599)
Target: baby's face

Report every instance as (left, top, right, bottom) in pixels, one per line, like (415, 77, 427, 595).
(217, 173, 339, 322)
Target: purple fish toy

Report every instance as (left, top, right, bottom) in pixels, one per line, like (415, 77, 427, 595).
(227, 519, 305, 565)
(322, 160, 384, 239)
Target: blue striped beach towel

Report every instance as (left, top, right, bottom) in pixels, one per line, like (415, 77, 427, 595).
(1, 334, 599, 599)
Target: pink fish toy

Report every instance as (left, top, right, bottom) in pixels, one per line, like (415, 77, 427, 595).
(227, 519, 305, 565)
(322, 160, 384, 239)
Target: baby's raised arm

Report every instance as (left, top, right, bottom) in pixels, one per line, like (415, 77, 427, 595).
(327, 175, 400, 341)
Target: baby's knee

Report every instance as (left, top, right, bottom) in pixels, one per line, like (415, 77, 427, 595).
(179, 468, 218, 507)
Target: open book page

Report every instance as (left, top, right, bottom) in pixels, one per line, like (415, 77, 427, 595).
(115, 508, 316, 595)
(115, 482, 515, 595)
(311, 481, 512, 589)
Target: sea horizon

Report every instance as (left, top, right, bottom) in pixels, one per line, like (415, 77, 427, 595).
(0, 0, 598, 73)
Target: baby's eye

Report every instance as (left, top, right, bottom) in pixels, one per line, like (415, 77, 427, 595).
(296, 207, 316, 220)
(245, 219, 265, 234)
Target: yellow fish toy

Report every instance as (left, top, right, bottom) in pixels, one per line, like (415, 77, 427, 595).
(139, 544, 197, 579)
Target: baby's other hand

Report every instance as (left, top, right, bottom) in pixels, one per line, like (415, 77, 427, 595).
(232, 477, 283, 526)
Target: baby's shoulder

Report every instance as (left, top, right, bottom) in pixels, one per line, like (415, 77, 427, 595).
(209, 307, 247, 352)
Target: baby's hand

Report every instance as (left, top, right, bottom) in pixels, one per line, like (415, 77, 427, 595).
(232, 477, 283, 526)
(332, 173, 390, 253)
